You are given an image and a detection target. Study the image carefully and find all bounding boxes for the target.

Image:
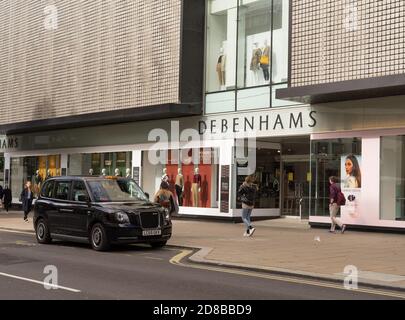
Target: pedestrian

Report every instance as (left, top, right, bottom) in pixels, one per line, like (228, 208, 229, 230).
(329, 176, 347, 234)
(20, 181, 34, 222)
(154, 181, 178, 217)
(3, 185, 12, 213)
(0, 185, 3, 211)
(238, 175, 258, 237)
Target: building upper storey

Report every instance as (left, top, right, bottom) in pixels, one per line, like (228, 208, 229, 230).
(277, 0, 405, 104)
(0, 0, 205, 134)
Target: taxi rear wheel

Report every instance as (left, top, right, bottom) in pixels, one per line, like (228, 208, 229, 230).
(36, 219, 52, 244)
(90, 223, 111, 251)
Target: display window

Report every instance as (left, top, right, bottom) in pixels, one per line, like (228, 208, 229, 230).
(10, 155, 61, 199)
(68, 152, 132, 177)
(237, 0, 272, 88)
(310, 138, 362, 217)
(205, 0, 290, 113)
(142, 148, 220, 209)
(380, 136, 405, 221)
(206, 0, 238, 93)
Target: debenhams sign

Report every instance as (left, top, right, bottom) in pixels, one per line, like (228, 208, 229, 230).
(198, 107, 317, 138)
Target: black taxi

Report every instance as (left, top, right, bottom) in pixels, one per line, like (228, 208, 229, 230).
(33, 176, 172, 251)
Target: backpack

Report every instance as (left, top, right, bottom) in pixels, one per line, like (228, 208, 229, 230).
(336, 191, 346, 206)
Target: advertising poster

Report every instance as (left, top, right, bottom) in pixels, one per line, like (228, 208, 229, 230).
(340, 154, 362, 224)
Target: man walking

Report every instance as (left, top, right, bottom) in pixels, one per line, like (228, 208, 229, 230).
(2, 185, 12, 213)
(20, 181, 34, 222)
(329, 176, 346, 234)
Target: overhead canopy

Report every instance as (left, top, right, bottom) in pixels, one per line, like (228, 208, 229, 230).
(276, 74, 405, 104)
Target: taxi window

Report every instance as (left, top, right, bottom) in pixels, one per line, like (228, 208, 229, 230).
(72, 181, 89, 202)
(41, 181, 55, 198)
(54, 181, 72, 201)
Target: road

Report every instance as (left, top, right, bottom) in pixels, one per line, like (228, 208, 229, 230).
(0, 230, 402, 300)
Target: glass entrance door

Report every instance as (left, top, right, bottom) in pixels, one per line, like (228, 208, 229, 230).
(281, 158, 310, 219)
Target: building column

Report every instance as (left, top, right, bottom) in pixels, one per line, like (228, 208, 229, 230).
(132, 150, 142, 185)
(219, 141, 234, 214)
(61, 153, 68, 176)
(4, 153, 10, 187)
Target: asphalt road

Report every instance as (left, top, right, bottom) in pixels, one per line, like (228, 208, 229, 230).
(0, 230, 402, 300)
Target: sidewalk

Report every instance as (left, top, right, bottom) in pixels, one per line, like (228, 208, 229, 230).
(1, 211, 405, 290)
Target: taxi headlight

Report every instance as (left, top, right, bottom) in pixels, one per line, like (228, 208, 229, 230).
(115, 211, 130, 224)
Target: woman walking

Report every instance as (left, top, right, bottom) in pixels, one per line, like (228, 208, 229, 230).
(238, 175, 258, 237)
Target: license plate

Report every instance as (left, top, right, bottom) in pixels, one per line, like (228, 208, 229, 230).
(142, 229, 162, 236)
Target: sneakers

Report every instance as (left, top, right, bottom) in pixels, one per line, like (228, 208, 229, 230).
(341, 225, 347, 234)
(248, 227, 256, 237)
(329, 230, 336, 234)
(243, 231, 249, 237)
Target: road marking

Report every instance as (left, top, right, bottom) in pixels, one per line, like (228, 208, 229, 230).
(144, 256, 164, 261)
(0, 229, 34, 236)
(170, 250, 405, 300)
(0, 272, 81, 293)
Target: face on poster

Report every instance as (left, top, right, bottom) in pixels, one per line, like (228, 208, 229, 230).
(341, 154, 362, 189)
(341, 154, 362, 222)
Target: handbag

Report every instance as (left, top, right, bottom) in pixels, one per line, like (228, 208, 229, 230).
(260, 55, 269, 65)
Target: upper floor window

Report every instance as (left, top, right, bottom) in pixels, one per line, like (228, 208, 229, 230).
(206, 0, 289, 95)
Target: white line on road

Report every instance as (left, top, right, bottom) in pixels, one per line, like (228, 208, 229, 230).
(0, 229, 34, 236)
(0, 272, 81, 293)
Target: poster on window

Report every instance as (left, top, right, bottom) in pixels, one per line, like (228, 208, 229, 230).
(340, 154, 362, 224)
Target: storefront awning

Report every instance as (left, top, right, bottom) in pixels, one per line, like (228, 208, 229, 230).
(0, 103, 202, 135)
(276, 74, 405, 104)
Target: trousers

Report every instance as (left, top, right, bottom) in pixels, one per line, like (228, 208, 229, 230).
(192, 183, 199, 207)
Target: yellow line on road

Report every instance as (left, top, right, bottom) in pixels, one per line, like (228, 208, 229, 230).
(170, 250, 405, 300)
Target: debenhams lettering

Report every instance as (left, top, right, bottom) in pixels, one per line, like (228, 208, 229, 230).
(199, 111, 317, 135)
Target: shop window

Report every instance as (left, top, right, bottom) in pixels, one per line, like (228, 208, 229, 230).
(206, 0, 238, 93)
(310, 138, 362, 217)
(237, 0, 272, 89)
(10, 155, 61, 200)
(142, 148, 220, 209)
(68, 152, 132, 177)
(271, 0, 289, 84)
(380, 136, 405, 221)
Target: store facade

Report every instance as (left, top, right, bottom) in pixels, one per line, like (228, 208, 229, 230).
(275, 0, 405, 230)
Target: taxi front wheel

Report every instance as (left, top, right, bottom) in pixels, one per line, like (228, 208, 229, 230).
(90, 223, 111, 251)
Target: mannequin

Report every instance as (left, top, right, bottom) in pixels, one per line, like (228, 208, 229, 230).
(45, 169, 52, 181)
(101, 168, 107, 176)
(191, 167, 201, 207)
(162, 168, 169, 183)
(175, 168, 184, 206)
(126, 168, 131, 179)
(216, 47, 226, 90)
(115, 168, 121, 177)
(33, 170, 43, 197)
(250, 42, 262, 84)
(260, 40, 270, 82)
(89, 168, 94, 176)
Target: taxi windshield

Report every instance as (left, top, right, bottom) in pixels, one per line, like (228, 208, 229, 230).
(87, 179, 149, 203)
